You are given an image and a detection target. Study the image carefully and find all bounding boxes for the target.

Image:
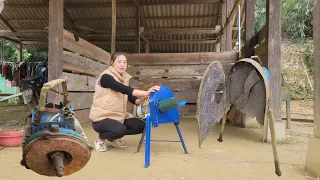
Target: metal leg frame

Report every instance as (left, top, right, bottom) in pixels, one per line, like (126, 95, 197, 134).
(136, 117, 189, 168)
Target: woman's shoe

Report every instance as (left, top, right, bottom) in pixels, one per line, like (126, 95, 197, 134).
(105, 138, 126, 148)
(94, 140, 108, 151)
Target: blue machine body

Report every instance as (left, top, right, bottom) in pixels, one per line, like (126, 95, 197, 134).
(148, 86, 186, 127)
(139, 86, 189, 168)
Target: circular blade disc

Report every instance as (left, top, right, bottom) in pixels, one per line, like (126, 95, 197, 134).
(226, 58, 270, 125)
(24, 137, 91, 176)
(197, 61, 228, 147)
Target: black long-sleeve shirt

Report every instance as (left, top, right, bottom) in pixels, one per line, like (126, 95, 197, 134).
(100, 74, 138, 104)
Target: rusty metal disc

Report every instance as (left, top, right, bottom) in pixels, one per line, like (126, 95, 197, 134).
(197, 61, 228, 147)
(226, 58, 270, 125)
(24, 136, 91, 176)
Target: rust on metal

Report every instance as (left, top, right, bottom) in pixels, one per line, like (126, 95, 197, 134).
(23, 136, 91, 176)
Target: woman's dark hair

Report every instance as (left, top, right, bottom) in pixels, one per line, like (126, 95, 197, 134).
(110, 52, 127, 65)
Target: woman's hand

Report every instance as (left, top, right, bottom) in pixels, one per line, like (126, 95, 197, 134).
(132, 85, 161, 98)
(147, 85, 160, 94)
(135, 96, 148, 105)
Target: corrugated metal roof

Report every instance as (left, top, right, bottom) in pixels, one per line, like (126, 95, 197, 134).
(0, 0, 245, 53)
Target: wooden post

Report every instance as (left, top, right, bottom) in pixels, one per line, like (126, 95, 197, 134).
(17, 43, 22, 91)
(226, 0, 233, 51)
(215, 25, 221, 52)
(111, 0, 116, 54)
(266, 0, 281, 121)
(314, 0, 320, 139)
(305, 1, 320, 176)
(17, 43, 22, 62)
(220, 0, 226, 51)
(245, 0, 255, 57)
(48, 0, 63, 82)
(145, 44, 150, 53)
(135, 6, 141, 53)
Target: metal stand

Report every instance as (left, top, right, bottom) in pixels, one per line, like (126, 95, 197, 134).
(136, 116, 189, 168)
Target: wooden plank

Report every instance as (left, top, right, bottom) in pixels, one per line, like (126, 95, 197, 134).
(127, 65, 207, 77)
(67, 93, 94, 110)
(178, 104, 197, 116)
(0, 93, 23, 102)
(63, 51, 108, 76)
(130, 78, 201, 91)
(74, 109, 91, 123)
(314, 0, 320, 138)
(266, 0, 282, 121)
(244, 0, 255, 57)
(254, 41, 267, 65)
(125, 51, 238, 65)
(111, 0, 116, 54)
(60, 72, 97, 92)
(174, 90, 198, 104)
(63, 30, 111, 64)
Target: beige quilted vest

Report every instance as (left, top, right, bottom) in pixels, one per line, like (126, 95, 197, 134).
(89, 66, 134, 123)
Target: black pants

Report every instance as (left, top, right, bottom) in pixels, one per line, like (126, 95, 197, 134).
(92, 118, 145, 141)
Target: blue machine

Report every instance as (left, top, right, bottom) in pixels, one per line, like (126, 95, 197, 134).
(136, 86, 189, 168)
(21, 79, 93, 177)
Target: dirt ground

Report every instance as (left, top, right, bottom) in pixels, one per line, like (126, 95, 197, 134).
(0, 100, 317, 180)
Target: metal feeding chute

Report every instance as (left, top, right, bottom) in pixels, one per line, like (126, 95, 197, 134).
(197, 58, 281, 177)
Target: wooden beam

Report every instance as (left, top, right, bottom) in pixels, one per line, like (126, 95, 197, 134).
(221, 0, 244, 34)
(8, 15, 222, 23)
(48, 0, 64, 82)
(244, 0, 255, 57)
(5, 1, 221, 9)
(140, 0, 220, 5)
(143, 28, 220, 36)
(0, 36, 20, 44)
(266, 0, 281, 121)
(4, 27, 239, 37)
(226, 0, 233, 51)
(135, 6, 141, 53)
(146, 15, 220, 20)
(0, 14, 15, 32)
(125, 51, 238, 65)
(22, 41, 47, 44)
(131, 0, 139, 7)
(221, 0, 226, 51)
(111, 0, 116, 54)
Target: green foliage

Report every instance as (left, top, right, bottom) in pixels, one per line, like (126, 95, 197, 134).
(254, 0, 266, 33)
(305, 43, 314, 73)
(254, 0, 313, 41)
(0, 40, 47, 62)
(282, 0, 313, 41)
